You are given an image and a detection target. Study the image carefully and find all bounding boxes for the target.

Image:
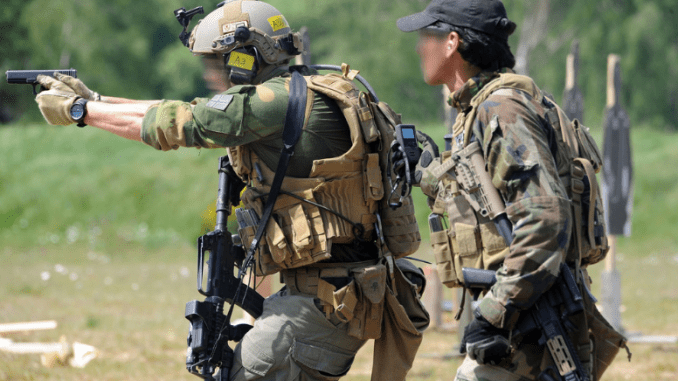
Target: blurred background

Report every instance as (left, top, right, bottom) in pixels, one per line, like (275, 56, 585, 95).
(3, 0, 678, 130)
(1, 1, 677, 380)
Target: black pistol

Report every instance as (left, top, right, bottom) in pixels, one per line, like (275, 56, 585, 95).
(6, 69, 78, 95)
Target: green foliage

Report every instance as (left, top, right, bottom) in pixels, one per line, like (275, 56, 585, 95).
(514, 0, 678, 129)
(2, 0, 677, 128)
(1, 0, 209, 123)
(266, 0, 442, 123)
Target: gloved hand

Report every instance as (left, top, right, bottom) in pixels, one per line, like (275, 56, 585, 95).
(55, 72, 101, 101)
(35, 75, 79, 126)
(414, 130, 441, 197)
(390, 130, 440, 186)
(460, 309, 512, 365)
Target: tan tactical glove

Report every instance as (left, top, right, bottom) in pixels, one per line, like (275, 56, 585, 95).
(54, 72, 101, 101)
(35, 75, 78, 126)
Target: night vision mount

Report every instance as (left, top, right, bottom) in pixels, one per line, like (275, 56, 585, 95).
(175, 6, 205, 47)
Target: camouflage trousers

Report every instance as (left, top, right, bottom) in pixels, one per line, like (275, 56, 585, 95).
(454, 340, 574, 381)
(228, 288, 367, 381)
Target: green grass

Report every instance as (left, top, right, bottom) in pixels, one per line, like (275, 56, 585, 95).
(1, 122, 677, 380)
(0, 124, 226, 251)
(5, 122, 676, 257)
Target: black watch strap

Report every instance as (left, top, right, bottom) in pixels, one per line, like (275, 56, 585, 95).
(71, 98, 88, 127)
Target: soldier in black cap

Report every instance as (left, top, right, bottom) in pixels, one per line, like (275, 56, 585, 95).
(397, 1, 627, 380)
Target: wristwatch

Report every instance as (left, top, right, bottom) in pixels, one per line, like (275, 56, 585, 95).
(70, 98, 88, 127)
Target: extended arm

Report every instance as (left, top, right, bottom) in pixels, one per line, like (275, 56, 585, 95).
(34, 73, 289, 152)
(84, 101, 160, 142)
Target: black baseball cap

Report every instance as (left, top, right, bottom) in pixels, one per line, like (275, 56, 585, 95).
(397, 0, 515, 38)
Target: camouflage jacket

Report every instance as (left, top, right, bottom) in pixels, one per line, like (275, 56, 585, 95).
(140, 67, 351, 178)
(441, 71, 572, 330)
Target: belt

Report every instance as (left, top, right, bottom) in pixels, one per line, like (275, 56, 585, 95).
(282, 259, 379, 296)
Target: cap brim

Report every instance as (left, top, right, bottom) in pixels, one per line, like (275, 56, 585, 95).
(397, 11, 437, 32)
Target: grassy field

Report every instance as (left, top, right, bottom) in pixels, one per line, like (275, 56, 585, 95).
(1, 123, 677, 380)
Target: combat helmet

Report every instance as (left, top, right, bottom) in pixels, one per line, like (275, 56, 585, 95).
(175, 0, 303, 84)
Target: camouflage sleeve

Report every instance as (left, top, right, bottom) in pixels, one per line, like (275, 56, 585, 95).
(141, 78, 289, 151)
(474, 89, 572, 330)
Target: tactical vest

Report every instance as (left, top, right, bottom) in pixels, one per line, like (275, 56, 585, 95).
(431, 73, 609, 288)
(229, 65, 421, 276)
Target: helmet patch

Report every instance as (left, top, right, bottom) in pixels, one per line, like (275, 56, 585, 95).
(267, 15, 288, 32)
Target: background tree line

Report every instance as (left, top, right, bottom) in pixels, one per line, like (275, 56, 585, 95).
(1, 0, 677, 130)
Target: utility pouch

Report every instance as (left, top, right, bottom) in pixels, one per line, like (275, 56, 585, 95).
(266, 216, 291, 265)
(374, 101, 421, 258)
(479, 222, 509, 271)
(288, 204, 314, 252)
(451, 223, 483, 278)
(235, 207, 260, 250)
(379, 195, 421, 258)
(569, 159, 609, 266)
(348, 264, 387, 340)
(357, 92, 379, 143)
(430, 229, 460, 287)
(317, 277, 359, 323)
(363, 153, 384, 201)
(275, 191, 331, 269)
(572, 119, 603, 172)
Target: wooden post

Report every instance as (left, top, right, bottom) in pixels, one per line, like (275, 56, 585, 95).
(600, 54, 628, 333)
(606, 55, 622, 109)
(422, 266, 443, 329)
(0, 320, 57, 334)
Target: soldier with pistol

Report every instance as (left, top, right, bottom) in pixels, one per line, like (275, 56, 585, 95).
(27, 1, 429, 380)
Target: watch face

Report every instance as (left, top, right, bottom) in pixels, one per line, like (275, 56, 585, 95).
(70, 103, 85, 120)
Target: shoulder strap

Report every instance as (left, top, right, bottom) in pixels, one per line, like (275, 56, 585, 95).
(241, 71, 308, 273)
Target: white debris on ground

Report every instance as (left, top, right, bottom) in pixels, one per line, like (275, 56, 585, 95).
(0, 321, 99, 368)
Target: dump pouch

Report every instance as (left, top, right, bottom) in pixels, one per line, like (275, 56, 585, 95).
(580, 272, 628, 381)
(371, 259, 430, 381)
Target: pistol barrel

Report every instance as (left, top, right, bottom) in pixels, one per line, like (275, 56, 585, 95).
(6, 69, 77, 84)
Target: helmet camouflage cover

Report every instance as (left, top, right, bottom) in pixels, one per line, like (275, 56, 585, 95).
(189, 0, 303, 66)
